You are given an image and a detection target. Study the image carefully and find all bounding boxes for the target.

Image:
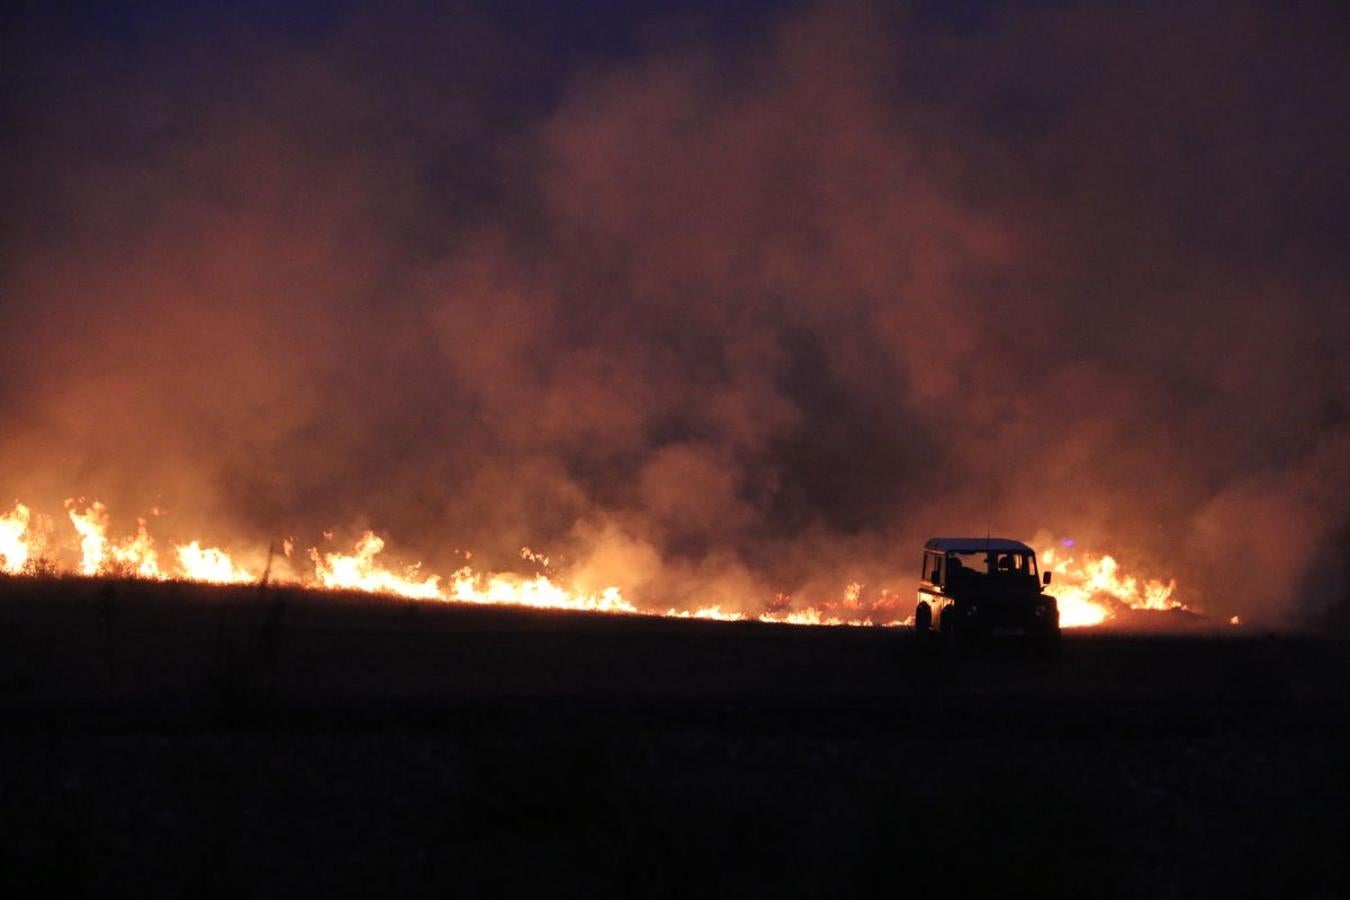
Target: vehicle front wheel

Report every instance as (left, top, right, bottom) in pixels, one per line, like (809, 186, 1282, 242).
(1032, 630, 1062, 661)
(938, 610, 964, 656)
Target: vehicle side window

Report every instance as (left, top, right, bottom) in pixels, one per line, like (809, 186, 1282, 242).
(929, 553, 943, 585)
(992, 551, 1037, 575)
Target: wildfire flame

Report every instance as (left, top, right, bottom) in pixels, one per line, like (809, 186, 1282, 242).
(176, 541, 257, 585)
(1, 497, 1198, 629)
(663, 605, 746, 622)
(1038, 545, 1185, 627)
(449, 569, 635, 613)
(1, 502, 33, 574)
(312, 532, 443, 600)
(66, 499, 110, 576)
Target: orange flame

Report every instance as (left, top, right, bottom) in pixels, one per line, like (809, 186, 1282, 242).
(449, 568, 636, 613)
(66, 499, 110, 576)
(65, 501, 169, 580)
(5, 498, 1195, 630)
(311, 531, 443, 600)
(759, 608, 847, 626)
(1039, 545, 1184, 627)
(107, 518, 166, 580)
(664, 605, 746, 622)
(1, 502, 33, 574)
(176, 541, 256, 584)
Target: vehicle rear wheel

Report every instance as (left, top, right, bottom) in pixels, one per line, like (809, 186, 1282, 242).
(914, 604, 931, 643)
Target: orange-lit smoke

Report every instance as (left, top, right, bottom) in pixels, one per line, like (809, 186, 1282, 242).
(2, 3, 1346, 632)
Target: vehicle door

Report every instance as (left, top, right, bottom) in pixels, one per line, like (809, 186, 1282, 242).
(918, 550, 946, 623)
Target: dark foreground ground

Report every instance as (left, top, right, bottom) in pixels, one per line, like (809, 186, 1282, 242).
(2, 577, 1347, 897)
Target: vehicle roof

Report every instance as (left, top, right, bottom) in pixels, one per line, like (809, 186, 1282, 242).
(925, 537, 1035, 553)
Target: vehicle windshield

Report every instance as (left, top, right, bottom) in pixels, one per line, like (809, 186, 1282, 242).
(945, 550, 1037, 579)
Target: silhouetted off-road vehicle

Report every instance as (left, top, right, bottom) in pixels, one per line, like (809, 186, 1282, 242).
(915, 537, 1060, 655)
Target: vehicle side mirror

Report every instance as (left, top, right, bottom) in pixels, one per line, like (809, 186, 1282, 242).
(1043, 571, 1052, 586)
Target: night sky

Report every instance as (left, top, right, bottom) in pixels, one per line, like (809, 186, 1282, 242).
(2, 0, 1347, 625)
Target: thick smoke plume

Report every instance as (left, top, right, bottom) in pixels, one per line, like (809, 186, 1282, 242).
(2, 1, 1347, 626)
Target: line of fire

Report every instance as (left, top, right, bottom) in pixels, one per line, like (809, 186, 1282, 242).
(3, 497, 1203, 630)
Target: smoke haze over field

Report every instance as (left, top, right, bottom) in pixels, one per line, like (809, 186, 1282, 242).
(2, 1, 1347, 626)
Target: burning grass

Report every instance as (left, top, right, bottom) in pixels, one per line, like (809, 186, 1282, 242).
(2, 498, 1204, 630)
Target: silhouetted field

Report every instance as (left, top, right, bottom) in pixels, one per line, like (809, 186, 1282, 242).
(2, 576, 1347, 897)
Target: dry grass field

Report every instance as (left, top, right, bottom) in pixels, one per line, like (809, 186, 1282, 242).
(2, 576, 1347, 897)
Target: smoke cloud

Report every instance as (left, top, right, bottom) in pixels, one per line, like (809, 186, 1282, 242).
(2, 1, 1347, 626)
